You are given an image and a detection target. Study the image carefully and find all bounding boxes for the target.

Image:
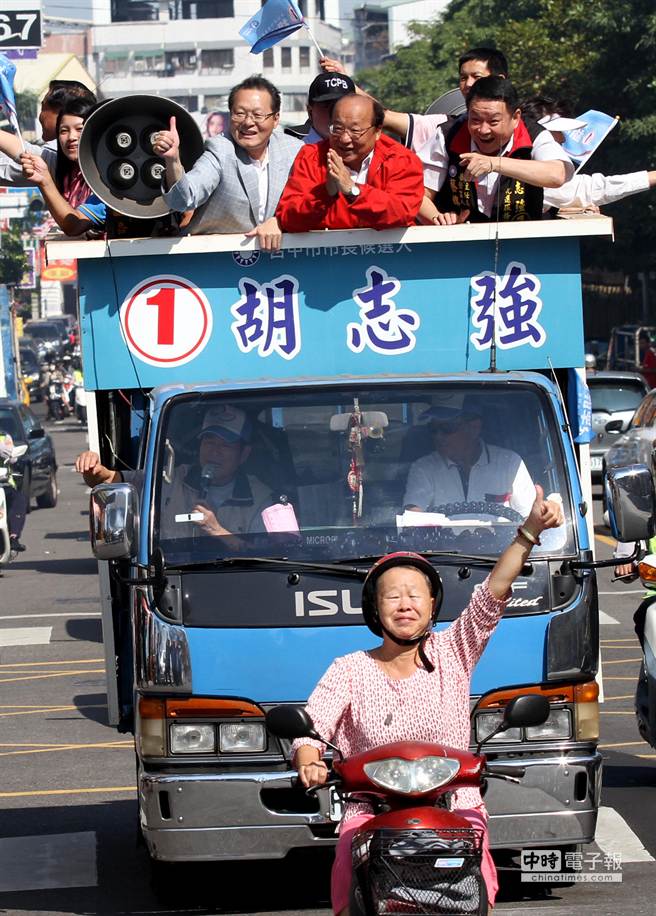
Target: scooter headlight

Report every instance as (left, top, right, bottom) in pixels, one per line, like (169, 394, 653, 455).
(363, 756, 460, 795)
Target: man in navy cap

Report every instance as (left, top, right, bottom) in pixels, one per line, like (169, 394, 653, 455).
(403, 400, 536, 518)
(286, 71, 356, 144)
(75, 405, 274, 541)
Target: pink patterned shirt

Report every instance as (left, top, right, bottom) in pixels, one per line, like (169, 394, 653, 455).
(293, 576, 508, 820)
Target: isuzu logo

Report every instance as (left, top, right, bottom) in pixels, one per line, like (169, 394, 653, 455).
(295, 590, 362, 618)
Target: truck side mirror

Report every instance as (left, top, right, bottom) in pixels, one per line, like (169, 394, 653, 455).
(605, 464, 656, 543)
(90, 483, 139, 560)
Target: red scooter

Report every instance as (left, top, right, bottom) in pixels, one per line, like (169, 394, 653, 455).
(267, 694, 549, 915)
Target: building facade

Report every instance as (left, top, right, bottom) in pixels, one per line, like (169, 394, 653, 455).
(81, 0, 341, 122)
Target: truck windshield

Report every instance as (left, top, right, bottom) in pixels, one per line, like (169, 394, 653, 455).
(154, 383, 575, 565)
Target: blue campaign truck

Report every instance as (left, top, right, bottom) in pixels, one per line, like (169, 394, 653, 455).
(49, 216, 642, 868)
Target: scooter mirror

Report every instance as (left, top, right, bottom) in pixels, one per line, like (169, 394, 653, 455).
(502, 694, 550, 730)
(266, 705, 318, 740)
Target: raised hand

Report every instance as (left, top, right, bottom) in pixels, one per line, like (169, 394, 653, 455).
(524, 484, 564, 537)
(20, 153, 51, 187)
(152, 116, 180, 161)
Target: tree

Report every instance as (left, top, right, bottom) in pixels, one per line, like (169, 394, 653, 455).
(0, 224, 28, 287)
(356, 0, 656, 277)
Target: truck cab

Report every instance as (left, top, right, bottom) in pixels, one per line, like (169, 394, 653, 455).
(49, 217, 617, 863)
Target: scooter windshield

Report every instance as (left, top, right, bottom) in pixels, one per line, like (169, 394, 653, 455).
(152, 381, 576, 566)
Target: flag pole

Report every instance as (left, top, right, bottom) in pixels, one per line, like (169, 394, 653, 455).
(304, 23, 325, 60)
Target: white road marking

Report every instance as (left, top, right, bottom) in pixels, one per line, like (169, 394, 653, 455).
(0, 612, 100, 620)
(598, 589, 646, 595)
(0, 627, 52, 647)
(595, 805, 654, 862)
(0, 831, 97, 892)
(599, 610, 620, 625)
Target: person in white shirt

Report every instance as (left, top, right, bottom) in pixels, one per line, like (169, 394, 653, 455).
(521, 97, 656, 211)
(403, 403, 536, 519)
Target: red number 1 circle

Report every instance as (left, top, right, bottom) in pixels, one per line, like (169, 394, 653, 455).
(120, 275, 213, 368)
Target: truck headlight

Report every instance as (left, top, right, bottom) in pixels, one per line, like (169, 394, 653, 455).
(170, 723, 216, 754)
(526, 708, 572, 740)
(219, 722, 266, 753)
(475, 711, 521, 743)
(363, 756, 460, 795)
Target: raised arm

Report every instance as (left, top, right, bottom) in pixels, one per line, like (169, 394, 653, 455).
(20, 154, 95, 236)
(319, 56, 409, 139)
(0, 128, 24, 161)
(489, 484, 563, 598)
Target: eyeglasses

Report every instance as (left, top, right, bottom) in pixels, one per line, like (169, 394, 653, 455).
(230, 110, 276, 124)
(432, 421, 464, 436)
(328, 124, 376, 140)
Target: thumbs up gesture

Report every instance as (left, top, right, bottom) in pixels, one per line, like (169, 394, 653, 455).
(524, 483, 564, 537)
(153, 116, 180, 162)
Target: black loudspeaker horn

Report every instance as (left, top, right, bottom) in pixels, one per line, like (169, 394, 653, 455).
(79, 95, 204, 219)
(424, 88, 467, 119)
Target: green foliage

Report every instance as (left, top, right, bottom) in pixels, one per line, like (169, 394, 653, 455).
(0, 225, 28, 287)
(15, 90, 38, 129)
(356, 0, 656, 273)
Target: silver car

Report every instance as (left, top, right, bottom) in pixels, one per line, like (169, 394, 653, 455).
(588, 370, 649, 479)
(603, 383, 656, 484)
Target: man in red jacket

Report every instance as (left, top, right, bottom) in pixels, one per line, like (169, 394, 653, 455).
(276, 94, 424, 231)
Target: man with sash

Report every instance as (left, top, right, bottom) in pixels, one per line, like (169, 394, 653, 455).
(420, 77, 573, 224)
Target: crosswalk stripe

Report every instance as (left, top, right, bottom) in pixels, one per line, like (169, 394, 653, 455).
(599, 610, 619, 625)
(595, 806, 654, 863)
(0, 832, 97, 892)
(0, 627, 51, 647)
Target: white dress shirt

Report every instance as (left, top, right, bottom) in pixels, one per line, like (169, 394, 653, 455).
(347, 150, 374, 186)
(544, 170, 650, 209)
(248, 149, 269, 223)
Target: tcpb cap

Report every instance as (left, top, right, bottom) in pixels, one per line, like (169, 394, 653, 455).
(201, 405, 252, 444)
(308, 72, 356, 104)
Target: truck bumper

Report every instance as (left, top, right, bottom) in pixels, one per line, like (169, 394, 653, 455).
(140, 770, 336, 862)
(485, 749, 603, 849)
(140, 748, 602, 861)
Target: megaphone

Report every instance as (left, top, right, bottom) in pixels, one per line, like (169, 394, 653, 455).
(79, 95, 204, 219)
(424, 88, 467, 119)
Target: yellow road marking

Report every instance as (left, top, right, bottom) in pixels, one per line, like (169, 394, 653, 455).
(0, 659, 103, 668)
(602, 658, 642, 665)
(601, 639, 640, 643)
(0, 705, 107, 718)
(0, 786, 135, 799)
(600, 711, 635, 715)
(595, 534, 616, 547)
(636, 754, 656, 759)
(600, 741, 646, 748)
(604, 676, 639, 680)
(603, 695, 634, 701)
(0, 668, 104, 684)
(0, 741, 132, 758)
(0, 741, 131, 748)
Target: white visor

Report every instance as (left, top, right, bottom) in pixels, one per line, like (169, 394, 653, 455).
(538, 113, 587, 132)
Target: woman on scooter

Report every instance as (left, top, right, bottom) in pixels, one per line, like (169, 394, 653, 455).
(293, 485, 563, 914)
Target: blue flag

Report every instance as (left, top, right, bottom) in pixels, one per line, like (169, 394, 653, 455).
(567, 367, 594, 444)
(562, 110, 619, 172)
(0, 53, 20, 133)
(239, 0, 305, 54)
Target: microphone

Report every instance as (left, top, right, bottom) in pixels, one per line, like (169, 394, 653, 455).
(200, 464, 214, 500)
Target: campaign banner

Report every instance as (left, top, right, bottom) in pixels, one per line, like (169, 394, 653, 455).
(77, 236, 585, 391)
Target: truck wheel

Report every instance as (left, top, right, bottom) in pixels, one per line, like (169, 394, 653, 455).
(36, 471, 58, 509)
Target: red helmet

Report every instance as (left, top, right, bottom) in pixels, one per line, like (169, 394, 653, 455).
(361, 552, 443, 637)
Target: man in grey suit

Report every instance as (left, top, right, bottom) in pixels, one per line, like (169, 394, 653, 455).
(154, 76, 302, 250)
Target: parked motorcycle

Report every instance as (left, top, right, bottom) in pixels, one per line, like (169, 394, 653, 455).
(267, 694, 549, 915)
(0, 444, 28, 573)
